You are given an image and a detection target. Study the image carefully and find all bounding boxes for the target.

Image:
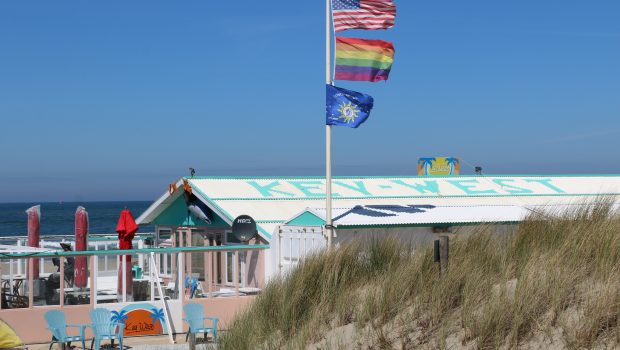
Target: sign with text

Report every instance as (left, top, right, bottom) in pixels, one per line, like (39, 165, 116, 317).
(187, 176, 620, 200)
(113, 303, 167, 337)
(418, 157, 460, 176)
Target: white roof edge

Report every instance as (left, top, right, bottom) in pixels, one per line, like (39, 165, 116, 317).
(136, 178, 184, 225)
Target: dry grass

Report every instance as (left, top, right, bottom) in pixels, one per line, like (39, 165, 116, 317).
(219, 201, 620, 349)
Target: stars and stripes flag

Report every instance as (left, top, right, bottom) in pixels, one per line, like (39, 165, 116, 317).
(332, 0, 396, 32)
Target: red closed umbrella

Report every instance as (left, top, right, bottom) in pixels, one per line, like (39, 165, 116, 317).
(26, 205, 41, 279)
(74, 206, 89, 289)
(116, 209, 138, 300)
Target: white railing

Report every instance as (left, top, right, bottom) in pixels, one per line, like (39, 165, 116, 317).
(278, 226, 325, 274)
(0, 233, 156, 280)
(0, 244, 268, 310)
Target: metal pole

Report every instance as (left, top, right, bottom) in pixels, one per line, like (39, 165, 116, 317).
(138, 239, 144, 271)
(59, 259, 64, 307)
(27, 258, 33, 308)
(122, 255, 127, 303)
(178, 253, 185, 299)
(207, 237, 211, 298)
(234, 251, 240, 296)
(90, 255, 96, 307)
(150, 254, 155, 302)
(325, 0, 334, 249)
(17, 240, 23, 275)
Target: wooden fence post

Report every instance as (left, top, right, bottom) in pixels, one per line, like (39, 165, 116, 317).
(439, 236, 449, 276)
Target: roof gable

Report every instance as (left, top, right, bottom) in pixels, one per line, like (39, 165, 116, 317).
(152, 194, 230, 228)
(287, 211, 326, 226)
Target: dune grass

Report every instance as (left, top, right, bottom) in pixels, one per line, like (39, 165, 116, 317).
(220, 202, 620, 349)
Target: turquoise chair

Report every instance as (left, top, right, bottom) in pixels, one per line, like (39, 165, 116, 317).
(183, 303, 219, 343)
(90, 308, 124, 350)
(44, 310, 87, 350)
(185, 276, 199, 298)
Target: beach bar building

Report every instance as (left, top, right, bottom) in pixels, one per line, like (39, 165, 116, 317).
(138, 175, 620, 276)
(2, 174, 620, 344)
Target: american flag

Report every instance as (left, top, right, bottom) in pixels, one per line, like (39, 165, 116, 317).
(332, 0, 396, 32)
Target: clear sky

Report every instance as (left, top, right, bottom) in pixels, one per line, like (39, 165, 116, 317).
(0, 1, 619, 202)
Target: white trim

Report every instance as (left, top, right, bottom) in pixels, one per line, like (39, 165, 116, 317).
(136, 179, 185, 224)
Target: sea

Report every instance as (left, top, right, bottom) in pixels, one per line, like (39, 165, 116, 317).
(0, 201, 154, 237)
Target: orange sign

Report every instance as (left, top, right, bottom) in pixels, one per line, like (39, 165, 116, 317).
(112, 304, 166, 337)
(124, 309, 164, 336)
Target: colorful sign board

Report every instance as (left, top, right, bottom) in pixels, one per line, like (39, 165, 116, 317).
(417, 157, 460, 176)
(114, 303, 167, 337)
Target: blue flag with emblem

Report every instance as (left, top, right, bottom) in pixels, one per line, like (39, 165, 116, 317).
(326, 84, 374, 128)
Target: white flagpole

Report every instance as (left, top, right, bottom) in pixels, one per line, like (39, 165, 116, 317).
(325, 0, 333, 248)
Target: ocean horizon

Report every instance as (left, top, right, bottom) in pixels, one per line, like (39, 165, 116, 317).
(0, 201, 154, 237)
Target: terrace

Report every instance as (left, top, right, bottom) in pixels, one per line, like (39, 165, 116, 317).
(0, 233, 268, 345)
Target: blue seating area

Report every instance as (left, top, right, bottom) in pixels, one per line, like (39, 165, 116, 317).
(44, 308, 125, 350)
(90, 308, 124, 350)
(43, 310, 87, 350)
(183, 303, 219, 344)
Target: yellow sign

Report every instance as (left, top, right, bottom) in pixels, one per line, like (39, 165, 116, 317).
(418, 157, 460, 176)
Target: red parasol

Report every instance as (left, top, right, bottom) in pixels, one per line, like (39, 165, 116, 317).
(74, 206, 89, 289)
(116, 209, 138, 300)
(26, 205, 41, 279)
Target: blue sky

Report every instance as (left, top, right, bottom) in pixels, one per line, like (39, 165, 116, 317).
(0, 1, 618, 202)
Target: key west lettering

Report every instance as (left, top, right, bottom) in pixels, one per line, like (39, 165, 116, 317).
(245, 177, 569, 198)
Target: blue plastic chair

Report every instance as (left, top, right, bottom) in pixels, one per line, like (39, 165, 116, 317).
(183, 303, 219, 343)
(90, 308, 124, 350)
(185, 276, 199, 298)
(44, 310, 87, 350)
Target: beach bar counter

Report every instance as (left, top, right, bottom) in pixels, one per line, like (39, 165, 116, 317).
(3, 174, 620, 344)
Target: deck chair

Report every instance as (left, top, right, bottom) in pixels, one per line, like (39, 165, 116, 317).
(43, 310, 87, 350)
(183, 303, 219, 343)
(89, 308, 124, 350)
(0, 317, 24, 349)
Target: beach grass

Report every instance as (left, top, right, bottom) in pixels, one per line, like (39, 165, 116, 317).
(219, 200, 620, 349)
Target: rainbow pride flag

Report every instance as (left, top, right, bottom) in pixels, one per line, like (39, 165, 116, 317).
(335, 37, 395, 82)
